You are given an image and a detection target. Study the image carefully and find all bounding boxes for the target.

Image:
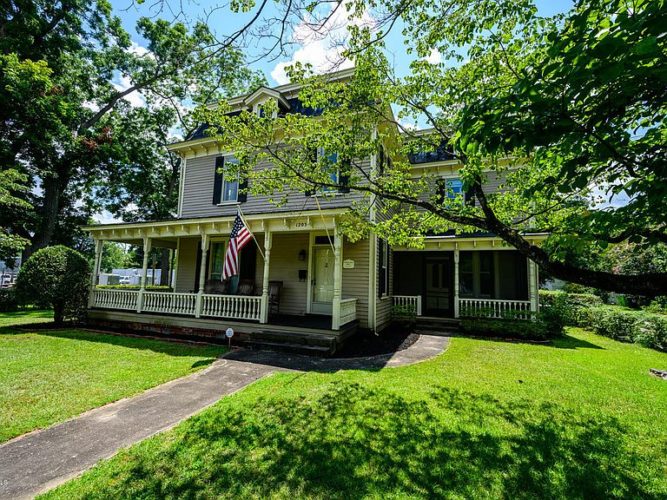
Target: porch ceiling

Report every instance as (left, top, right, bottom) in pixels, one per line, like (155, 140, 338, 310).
(83, 209, 345, 242)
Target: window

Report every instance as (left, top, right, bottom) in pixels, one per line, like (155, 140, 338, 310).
(479, 252, 494, 297)
(220, 158, 239, 203)
(459, 252, 474, 297)
(378, 238, 390, 297)
(209, 242, 226, 281)
(436, 178, 473, 205)
(305, 148, 349, 195)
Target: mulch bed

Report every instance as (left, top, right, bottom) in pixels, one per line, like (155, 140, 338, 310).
(333, 324, 419, 358)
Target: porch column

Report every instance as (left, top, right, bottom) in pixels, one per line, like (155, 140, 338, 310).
(88, 238, 103, 308)
(331, 229, 343, 330)
(171, 238, 180, 292)
(528, 258, 539, 316)
(453, 248, 460, 318)
(137, 236, 151, 313)
(260, 230, 272, 324)
(195, 233, 209, 318)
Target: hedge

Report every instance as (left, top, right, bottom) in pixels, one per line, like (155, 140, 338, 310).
(0, 288, 18, 312)
(460, 317, 555, 341)
(539, 290, 602, 326)
(96, 285, 173, 292)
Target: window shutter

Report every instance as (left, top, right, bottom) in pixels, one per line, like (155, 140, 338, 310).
(212, 156, 224, 205)
(338, 158, 351, 193)
(238, 175, 248, 203)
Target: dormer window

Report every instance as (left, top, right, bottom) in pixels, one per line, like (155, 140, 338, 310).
(244, 87, 291, 118)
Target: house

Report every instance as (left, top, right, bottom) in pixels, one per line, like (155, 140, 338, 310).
(84, 68, 544, 353)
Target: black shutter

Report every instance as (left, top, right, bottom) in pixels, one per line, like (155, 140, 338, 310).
(238, 175, 248, 203)
(338, 158, 351, 193)
(212, 156, 224, 205)
(464, 189, 474, 206)
(436, 179, 446, 204)
(378, 238, 386, 297)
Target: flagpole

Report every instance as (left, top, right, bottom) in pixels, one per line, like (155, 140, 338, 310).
(236, 206, 265, 260)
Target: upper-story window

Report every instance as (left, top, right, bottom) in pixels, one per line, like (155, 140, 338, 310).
(436, 178, 473, 205)
(318, 147, 339, 189)
(213, 156, 240, 205)
(305, 148, 350, 195)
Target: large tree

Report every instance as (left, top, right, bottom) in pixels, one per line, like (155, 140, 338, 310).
(201, 0, 667, 296)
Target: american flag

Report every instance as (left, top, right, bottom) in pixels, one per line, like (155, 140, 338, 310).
(223, 214, 253, 280)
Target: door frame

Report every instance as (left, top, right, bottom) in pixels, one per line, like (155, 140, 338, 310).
(422, 253, 455, 317)
(306, 231, 337, 315)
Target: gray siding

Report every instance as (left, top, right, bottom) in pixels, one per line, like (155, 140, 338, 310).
(180, 154, 370, 219)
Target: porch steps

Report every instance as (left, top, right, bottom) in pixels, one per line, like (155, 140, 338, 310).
(415, 317, 461, 336)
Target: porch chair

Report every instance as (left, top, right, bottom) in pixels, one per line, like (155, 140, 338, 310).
(237, 279, 255, 296)
(268, 280, 283, 315)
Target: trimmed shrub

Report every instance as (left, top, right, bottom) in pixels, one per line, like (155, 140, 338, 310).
(460, 317, 554, 341)
(0, 288, 18, 312)
(96, 285, 172, 292)
(585, 306, 667, 351)
(16, 245, 90, 325)
(391, 304, 417, 325)
(539, 290, 603, 326)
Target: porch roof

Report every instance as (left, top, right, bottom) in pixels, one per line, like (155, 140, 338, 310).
(83, 208, 346, 243)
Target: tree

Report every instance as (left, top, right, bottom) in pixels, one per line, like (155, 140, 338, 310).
(0, 0, 262, 257)
(0, 169, 31, 262)
(16, 245, 90, 325)
(200, 0, 667, 296)
(100, 242, 137, 273)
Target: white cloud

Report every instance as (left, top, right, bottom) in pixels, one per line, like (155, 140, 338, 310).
(113, 74, 146, 108)
(270, 0, 375, 85)
(93, 210, 121, 224)
(425, 48, 442, 65)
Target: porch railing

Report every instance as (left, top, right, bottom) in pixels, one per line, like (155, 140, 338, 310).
(458, 298, 532, 319)
(92, 289, 138, 311)
(339, 298, 358, 326)
(143, 291, 197, 316)
(392, 295, 423, 316)
(201, 294, 262, 321)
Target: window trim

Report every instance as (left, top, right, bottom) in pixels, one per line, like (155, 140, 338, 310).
(217, 157, 240, 205)
(378, 238, 390, 298)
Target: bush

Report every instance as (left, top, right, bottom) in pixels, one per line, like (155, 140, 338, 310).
(460, 317, 555, 341)
(539, 290, 603, 326)
(391, 304, 417, 325)
(0, 288, 18, 312)
(585, 306, 667, 351)
(96, 285, 172, 292)
(16, 245, 90, 325)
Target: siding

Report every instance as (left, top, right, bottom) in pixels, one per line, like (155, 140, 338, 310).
(180, 154, 370, 219)
(174, 237, 199, 293)
(342, 237, 370, 329)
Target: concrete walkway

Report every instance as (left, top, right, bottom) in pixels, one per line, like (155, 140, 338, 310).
(0, 334, 448, 499)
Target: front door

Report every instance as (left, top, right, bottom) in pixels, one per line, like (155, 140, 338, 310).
(424, 257, 453, 316)
(311, 246, 334, 315)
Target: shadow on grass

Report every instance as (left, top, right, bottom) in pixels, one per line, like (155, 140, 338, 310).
(447, 331, 604, 350)
(59, 383, 659, 499)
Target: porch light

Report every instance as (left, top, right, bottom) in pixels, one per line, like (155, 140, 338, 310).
(298, 249, 307, 261)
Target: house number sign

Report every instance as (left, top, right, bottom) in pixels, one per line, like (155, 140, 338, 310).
(343, 259, 355, 269)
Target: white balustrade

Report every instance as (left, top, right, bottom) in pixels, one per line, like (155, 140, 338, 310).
(392, 295, 423, 316)
(201, 294, 262, 321)
(143, 291, 197, 316)
(458, 298, 532, 319)
(339, 298, 357, 326)
(92, 289, 139, 311)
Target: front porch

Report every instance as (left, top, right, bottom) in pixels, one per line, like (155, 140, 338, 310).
(85, 210, 366, 335)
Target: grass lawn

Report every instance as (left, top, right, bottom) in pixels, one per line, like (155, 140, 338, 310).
(0, 310, 226, 443)
(43, 328, 667, 499)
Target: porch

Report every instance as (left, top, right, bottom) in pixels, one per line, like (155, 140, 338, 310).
(85, 209, 366, 334)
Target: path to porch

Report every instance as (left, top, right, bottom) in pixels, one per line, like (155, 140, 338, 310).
(0, 335, 448, 500)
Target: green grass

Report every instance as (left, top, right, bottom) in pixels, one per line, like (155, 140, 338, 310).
(43, 328, 667, 499)
(0, 308, 53, 327)
(0, 311, 226, 443)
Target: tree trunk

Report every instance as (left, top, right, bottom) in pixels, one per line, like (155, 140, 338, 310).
(27, 174, 62, 258)
(53, 304, 64, 326)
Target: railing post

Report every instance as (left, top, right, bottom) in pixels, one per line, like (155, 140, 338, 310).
(195, 233, 208, 318)
(331, 227, 343, 330)
(260, 231, 272, 324)
(88, 238, 103, 308)
(454, 248, 460, 318)
(416, 295, 422, 316)
(137, 236, 151, 313)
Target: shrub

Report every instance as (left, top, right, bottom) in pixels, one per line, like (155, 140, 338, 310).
(460, 317, 554, 341)
(96, 285, 173, 292)
(539, 290, 603, 326)
(16, 245, 90, 325)
(585, 306, 667, 351)
(0, 288, 18, 312)
(391, 304, 417, 325)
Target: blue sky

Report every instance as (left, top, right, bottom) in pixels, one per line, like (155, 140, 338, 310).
(110, 0, 574, 87)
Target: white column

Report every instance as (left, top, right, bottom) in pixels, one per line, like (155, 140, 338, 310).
(260, 231, 272, 324)
(171, 238, 180, 292)
(454, 248, 460, 318)
(137, 236, 151, 313)
(528, 259, 538, 316)
(88, 238, 104, 307)
(195, 233, 209, 318)
(331, 229, 343, 330)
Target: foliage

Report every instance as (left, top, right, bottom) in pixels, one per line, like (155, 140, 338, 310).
(0, 0, 262, 257)
(15, 246, 90, 325)
(43, 330, 667, 498)
(95, 285, 172, 291)
(202, 0, 667, 296)
(459, 313, 562, 341)
(100, 243, 139, 272)
(0, 289, 18, 312)
(0, 315, 225, 443)
(0, 169, 31, 260)
(391, 304, 417, 324)
(585, 306, 667, 352)
(539, 290, 603, 326)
